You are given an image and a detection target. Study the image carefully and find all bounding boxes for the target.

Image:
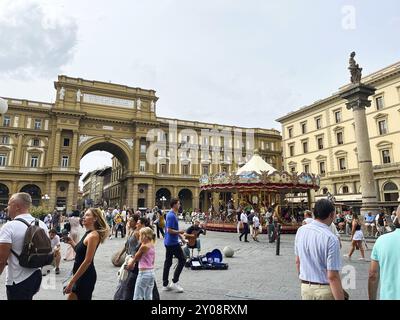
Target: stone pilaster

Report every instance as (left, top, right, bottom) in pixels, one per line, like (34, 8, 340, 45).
(71, 130, 78, 168)
(147, 183, 154, 208)
(132, 183, 139, 210)
(67, 181, 74, 211)
(52, 129, 61, 167)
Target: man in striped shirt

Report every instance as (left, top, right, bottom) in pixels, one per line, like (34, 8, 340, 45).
(295, 199, 344, 300)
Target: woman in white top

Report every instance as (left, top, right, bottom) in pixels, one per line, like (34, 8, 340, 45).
(344, 213, 365, 261)
(252, 213, 261, 242)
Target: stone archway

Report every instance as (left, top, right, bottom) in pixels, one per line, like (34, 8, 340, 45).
(383, 181, 399, 202)
(20, 184, 42, 207)
(77, 137, 134, 209)
(0, 183, 10, 209)
(178, 188, 193, 212)
(155, 188, 172, 209)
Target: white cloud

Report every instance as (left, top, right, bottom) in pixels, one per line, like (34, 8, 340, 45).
(0, 0, 78, 78)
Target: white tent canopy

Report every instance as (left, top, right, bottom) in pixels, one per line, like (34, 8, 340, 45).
(236, 154, 277, 175)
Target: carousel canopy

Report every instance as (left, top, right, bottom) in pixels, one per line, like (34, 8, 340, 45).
(199, 153, 320, 193)
(236, 154, 277, 175)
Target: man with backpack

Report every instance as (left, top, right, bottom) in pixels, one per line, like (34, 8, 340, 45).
(0, 192, 52, 300)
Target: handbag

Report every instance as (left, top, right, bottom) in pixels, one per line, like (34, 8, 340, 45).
(117, 255, 131, 282)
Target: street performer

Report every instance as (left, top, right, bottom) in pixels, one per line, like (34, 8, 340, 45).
(183, 219, 206, 258)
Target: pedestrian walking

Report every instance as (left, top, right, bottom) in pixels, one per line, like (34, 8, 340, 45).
(295, 199, 344, 300)
(63, 208, 109, 300)
(344, 212, 366, 261)
(239, 210, 250, 242)
(162, 198, 186, 293)
(0, 193, 49, 300)
(64, 210, 81, 261)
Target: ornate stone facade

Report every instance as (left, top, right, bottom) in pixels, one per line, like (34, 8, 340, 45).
(0, 75, 282, 211)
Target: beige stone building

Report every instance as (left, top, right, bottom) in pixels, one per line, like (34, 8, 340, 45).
(276, 61, 400, 211)
(0, 75, 282, 211)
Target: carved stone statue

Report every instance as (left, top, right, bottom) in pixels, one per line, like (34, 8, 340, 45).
(59, 87, 65, 100)
(150, 100, 155, 112)
(348, 51, 362, 84)
(76, 89, 82, 102)
(137, 98, 141, 110)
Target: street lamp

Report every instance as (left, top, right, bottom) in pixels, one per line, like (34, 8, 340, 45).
(160, 196, 167, 209)
(0, 98, 8, 114)
(41, 194, 50, 211)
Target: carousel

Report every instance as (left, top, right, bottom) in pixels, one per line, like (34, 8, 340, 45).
(199, 152, 320, 233)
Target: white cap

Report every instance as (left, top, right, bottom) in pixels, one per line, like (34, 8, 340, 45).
(250, 209, 255, 213)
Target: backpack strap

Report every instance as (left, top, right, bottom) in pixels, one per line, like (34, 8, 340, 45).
(10, 218, 34, 259)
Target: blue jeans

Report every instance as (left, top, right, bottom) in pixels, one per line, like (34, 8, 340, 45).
(133, 270, 155, 300)
(183, 239, 201, 258)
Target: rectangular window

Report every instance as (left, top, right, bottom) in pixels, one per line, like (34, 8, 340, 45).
(288, 127, 293, 138)
(34, 119, 41, 130)
(160, 163, 167, 174)
(221, 165, 228, 173)
(301, 123, 307, 134)
(182, 164, 189, 175)
(339, 158, 346, 170)
(32, 139, 40, 147)
(302, 142, 308, 153)
(376, 96, 384, 110)
(140, 144, 146, 154)
(382, 150, 391, 164)
(1, 136, 9, 144)
(139, 161, 146, 172)
(289, 145, 294, 157)
(63, 138, 70, 147)
(337, 132, 343, 145)
(3, 116, 11, 127)
(0, 154, 7, 166)
(202, 165, 209, 175)
(378, 120, 387, 135)
(290, 166, 296, 173)
(304, 164, 310, 173)
(334, 111, 341, 123)
(317, 137, 324, 150)
(61, 156, 69, 167)
(319, 162, 326, 175)
(316, 118, 322, 129)
(30, 155, 39, 168)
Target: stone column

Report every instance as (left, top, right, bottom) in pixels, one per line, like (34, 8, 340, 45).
(147, 183, 154, 208)
(340, 83, 379, 216)
(127, 178, 133, 208)
(132, 184, 139, 210)
(67, 181, 74, 212)
(49, 181, 57, 210)
(14, 134, 24, 166)
(307, 189, 316, 209)
(193, 187, 200, 210)
(71, 131, 79, 168)
(52, 129, 62, 167)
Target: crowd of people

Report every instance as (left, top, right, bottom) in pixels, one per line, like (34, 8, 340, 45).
(1, 192, 399, 301)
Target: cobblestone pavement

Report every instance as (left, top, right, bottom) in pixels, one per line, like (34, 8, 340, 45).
(0, 222, 373, 300)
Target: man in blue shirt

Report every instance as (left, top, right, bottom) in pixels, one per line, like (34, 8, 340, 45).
(364, 212, 376, 237)
(162, 198, 186, 293)
(369, 205, 400, 300)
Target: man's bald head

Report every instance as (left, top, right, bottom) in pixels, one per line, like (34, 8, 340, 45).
(7, 192, 32, 219)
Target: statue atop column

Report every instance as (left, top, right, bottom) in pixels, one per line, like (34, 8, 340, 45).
(137, 98, 141, 110)
(348, 51, 362, 84)
(59, 87, 65, 100)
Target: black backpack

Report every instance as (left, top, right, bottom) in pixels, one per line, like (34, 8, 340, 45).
(11, 218, 54, 268)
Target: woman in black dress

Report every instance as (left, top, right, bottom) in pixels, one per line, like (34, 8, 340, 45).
(63, 208, 109, 300)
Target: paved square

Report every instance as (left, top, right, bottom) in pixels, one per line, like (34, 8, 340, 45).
(0, 222, 372, 300)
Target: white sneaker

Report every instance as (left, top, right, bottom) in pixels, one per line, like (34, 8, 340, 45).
(162, 283, 173, 291)
(358, 257, 366, 261)
(343, 254, 351, 259)
(170, 282, 184, 293)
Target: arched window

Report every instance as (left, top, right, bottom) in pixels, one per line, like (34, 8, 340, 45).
(383, 182, 399, 202)
(341, 185, 349, 194)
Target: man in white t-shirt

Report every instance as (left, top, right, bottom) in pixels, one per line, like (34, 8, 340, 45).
(0, 192, 49, 300)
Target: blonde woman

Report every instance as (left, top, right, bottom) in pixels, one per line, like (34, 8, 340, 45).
(128, 227, 156, 300)
(64, 208, 109, 300)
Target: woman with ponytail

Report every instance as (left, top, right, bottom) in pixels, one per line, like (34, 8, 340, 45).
(63, 208, 109, 300)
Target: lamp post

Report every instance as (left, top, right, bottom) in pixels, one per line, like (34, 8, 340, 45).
(41, 194, 50, 211)
(0, 98, 8, 115)
(160, 196, 167, 209)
